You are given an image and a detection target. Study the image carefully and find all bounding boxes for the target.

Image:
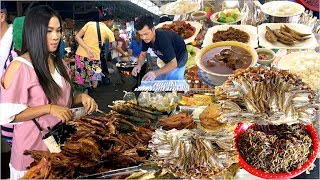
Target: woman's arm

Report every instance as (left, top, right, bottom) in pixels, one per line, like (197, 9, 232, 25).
(73, 93, 97, 114)
(14, 105, 72, 123)
(75, 29, 94, 59)
(2, 61, 73, 123)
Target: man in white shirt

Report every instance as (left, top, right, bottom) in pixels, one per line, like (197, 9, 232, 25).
(0, 3, 13, 77)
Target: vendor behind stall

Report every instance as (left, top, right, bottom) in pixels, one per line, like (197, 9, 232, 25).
(132, 14, 187, 81)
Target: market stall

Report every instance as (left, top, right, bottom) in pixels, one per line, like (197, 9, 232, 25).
(21, 0, 320, 179)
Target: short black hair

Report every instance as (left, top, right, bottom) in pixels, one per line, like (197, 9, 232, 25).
(114, 28, 119, 32)
(159, 15, 171, 23)
(134, 14, 154, 31)
(100, 12, 114, 21)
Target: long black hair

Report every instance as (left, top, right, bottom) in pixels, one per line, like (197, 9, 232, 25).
(21, 5, 72, 103)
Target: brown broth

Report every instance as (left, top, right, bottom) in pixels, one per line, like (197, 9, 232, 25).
(193, 12, 205, 17)
(201, 46, 253, 75)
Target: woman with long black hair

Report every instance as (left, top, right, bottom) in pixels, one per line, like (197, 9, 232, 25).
(0, 5, 98, 179)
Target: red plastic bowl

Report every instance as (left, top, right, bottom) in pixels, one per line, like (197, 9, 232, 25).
(296, 0, 319, 12)
(235, 123, 319, 179)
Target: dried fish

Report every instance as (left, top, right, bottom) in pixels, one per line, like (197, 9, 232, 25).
(265, 26, 277, 43)
(148, 128, 237, 179)
(215, 67, 319, 125)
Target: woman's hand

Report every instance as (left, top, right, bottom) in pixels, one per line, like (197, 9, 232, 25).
(48, 105, 73, 122)
(81, 94, 98, 114)
(86, 48, 95, 60)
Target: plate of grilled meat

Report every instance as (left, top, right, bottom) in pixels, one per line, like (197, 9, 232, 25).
(258, 23, 319, 49)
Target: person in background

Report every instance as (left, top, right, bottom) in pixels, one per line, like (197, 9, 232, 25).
(11, 16, 25, 56)
(128, 31, 142, 60)
(0, 6, 98, 179)
(75, 9, 115, 89)
(59, 39, 65, 60)
(0, 2, 12, 77)
(110, 29, 128, 62)
(132, 14, 187, 81)
(128, 31, 146, 90)
(110, 28, 128, 84)
(0, 3, 14, 178)
(1, 15, 26, 147)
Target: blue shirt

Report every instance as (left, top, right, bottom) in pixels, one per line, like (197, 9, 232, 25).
(59, 40, 65, 59)
(129, 39, 142, 57)
(141, 29, 187, 67)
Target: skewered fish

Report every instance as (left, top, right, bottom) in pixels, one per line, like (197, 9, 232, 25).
(109, 101, 160, 121)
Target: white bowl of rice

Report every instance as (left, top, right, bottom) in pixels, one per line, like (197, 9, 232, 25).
(261, 1, 305, 17)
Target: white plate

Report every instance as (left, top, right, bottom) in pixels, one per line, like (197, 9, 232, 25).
(261, 1, 304, 17)
(258, 23, 319, 49)
(156, 21, 202, 45)
(202, 25, 258, 48)
(160, 1, 200, 15)
(157, 46, 200, 69)
(210, 11, 242, 25)
(277, 51, 320, 91)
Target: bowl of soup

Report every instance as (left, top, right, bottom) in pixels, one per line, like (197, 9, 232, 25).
(196, 41, 258, 85)
(256, 48, 275, 65)
(191, 11, 207, 20)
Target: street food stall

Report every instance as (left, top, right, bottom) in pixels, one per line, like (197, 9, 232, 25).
(21, 0, 320, 179)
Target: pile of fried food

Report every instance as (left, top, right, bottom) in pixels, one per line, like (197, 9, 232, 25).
(22, 109, 156, 178)
(238, 124, 312, 173)
(161, 21, 195, 39)
(265, 25, 311, 45)
(212, 27, 250, 43)
(215, 67, 318, 125)
(148, 128, 238, 178)
(199, 103, 227, 131)
(180, 94, 213, 106)
(159, 113, 196, 130)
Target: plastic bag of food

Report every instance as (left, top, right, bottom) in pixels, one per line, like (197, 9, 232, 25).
(123, 91, 137, 104)
(138, 92, 151, 107)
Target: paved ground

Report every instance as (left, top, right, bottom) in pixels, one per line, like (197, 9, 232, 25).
(89, 73, 138, 113)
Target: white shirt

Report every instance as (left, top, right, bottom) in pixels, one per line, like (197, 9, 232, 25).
(0, 24, 13, 77)
(111, 41, 123, 60)
(147, 48, 158, 57)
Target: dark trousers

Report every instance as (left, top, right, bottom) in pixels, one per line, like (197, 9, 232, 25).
(132, 62, 147, 91)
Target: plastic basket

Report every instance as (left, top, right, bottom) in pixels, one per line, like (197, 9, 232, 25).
(234, 123, 319, 179)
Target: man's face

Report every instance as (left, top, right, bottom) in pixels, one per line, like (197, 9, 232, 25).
(137, 25, 155, 43)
